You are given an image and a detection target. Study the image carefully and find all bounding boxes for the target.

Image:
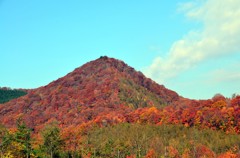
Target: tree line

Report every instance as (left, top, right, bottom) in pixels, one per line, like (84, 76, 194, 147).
(1, 120, 240, 158)
(0, 88, 27, 104)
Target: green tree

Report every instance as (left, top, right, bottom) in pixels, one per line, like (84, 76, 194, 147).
(0, 88, 27, 104)
(14, 119, 32, 158)
(0, 124, 12, 158)
(40, 122, 63, 158)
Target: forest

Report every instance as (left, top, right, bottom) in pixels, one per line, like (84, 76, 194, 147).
(0, 57, 239, 157)
(0, 88, 27, 104)
(1, 94, 240, 157)
(1, 119, 240, 158)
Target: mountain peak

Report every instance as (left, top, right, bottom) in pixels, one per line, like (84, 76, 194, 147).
(88, 56, 130, 72)
(67, 56, 137, 83)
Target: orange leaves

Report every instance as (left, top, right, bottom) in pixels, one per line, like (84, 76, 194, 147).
(212, 100, 227, 109)
(127, 107, 162, 124)
(217, 152, 238, 158)
(167, 146, 180, 158)
(194, 110, 202, 126)
(195, 145, 215, 158)
(62, 125, 83, 152)
(145, 149, 157, 158)
(124, 95, 240, 134)
(93, 111, 127, 127)
(139, 107, 161, 124)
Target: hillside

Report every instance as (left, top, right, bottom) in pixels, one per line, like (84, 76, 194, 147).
(0, 56, 179, 130)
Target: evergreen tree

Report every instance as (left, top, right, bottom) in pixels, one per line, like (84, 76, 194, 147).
(14, 119, 32, 158)
(0, 88, 27, 104)
(0, 124, 12, 158)
(40, 122, 63, 158)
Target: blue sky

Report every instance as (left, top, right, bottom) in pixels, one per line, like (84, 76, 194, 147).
(0, 0, 240, 99)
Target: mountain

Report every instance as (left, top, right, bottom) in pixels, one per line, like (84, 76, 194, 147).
(0, 56, 180, 131)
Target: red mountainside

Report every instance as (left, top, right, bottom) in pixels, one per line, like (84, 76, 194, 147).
(0, 56, 180, 131)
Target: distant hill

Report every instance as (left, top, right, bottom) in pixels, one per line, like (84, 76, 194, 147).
(0, 56, 179, 130)
(0, 88, 27, 104)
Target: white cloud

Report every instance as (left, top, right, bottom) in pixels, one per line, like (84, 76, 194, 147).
(145, 0, 240, 84)
(208, 63, 240, 83)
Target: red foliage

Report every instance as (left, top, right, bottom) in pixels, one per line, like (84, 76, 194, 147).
(0, 57, 179, 132)
(127, 96, 240, 134)
(0, 56, 239, 137)
(195, 145, 215, 158)
(145, 149, 157, 158)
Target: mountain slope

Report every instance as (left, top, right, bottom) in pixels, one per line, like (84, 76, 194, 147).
(0, 56, 179, 130)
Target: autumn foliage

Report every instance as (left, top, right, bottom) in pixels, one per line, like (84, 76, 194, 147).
(127, 95, 240, 134)
(0, 56, 239, 157)
(0, 57, 179, 131)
